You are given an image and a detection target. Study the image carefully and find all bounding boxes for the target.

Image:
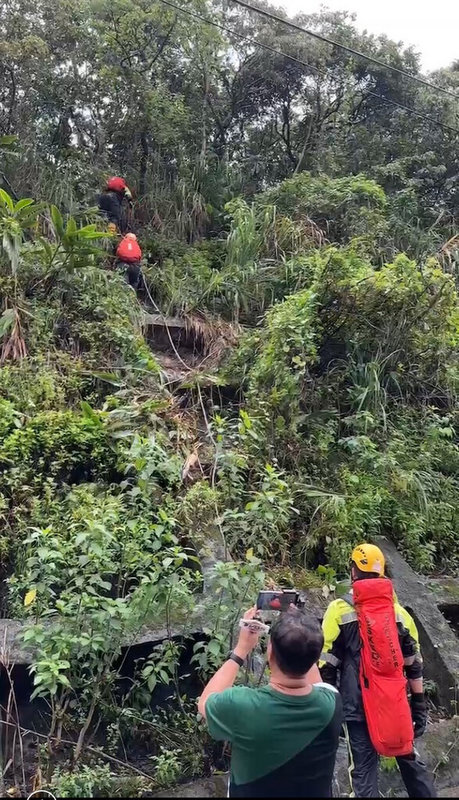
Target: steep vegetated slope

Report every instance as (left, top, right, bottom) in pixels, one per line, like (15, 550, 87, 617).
(0, 0, 458, 794)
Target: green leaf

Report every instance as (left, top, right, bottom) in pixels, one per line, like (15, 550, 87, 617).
(66, 217, 77, 236)
(207, 639, 221, 656)
(0, 188, 14, 211)
(40, 238, 54, 260)
(88, 371, 123, 386)
(0, 134, 17, 146)
(80, 400, 100, 422)
(14, 198, 35, 212)
(50, 205, 64, 237)
(0, 308, 15, 338)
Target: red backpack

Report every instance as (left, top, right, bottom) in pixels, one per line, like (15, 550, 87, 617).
(349, 578, 414, 757)
(116, 235, 142, 263)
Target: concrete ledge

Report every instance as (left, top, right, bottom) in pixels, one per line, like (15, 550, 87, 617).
(0, 528, 228, 665)
(377, 537, 459, 710)
(0, 614, 205, 665)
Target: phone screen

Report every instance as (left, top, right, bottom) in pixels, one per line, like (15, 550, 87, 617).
(256, 590, 298, 611)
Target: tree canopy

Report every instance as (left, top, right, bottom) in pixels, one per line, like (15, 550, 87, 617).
(1, 0, 458, 239)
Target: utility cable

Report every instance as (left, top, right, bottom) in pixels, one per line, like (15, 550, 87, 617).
(228, 0, 459, 102)
(155, 0, 459, 135)
(159, 0, 329, 78)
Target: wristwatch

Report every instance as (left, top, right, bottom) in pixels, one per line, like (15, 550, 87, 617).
(227, 651, 244, 667)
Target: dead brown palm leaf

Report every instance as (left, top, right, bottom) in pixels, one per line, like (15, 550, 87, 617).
(184, 311, 241, 363)
(0, 307, 27, 364)
(438, 234, 459, 273)
(181, 449, 204, 483)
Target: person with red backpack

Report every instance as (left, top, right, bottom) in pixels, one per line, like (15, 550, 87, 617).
(319, 543, 436, 797)
(98, 176, 133, 234)
(115, 233, 142, 289)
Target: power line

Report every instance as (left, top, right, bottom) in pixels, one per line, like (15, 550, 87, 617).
(159, 0, 329, 77)
(362, 92, 458, 134)
(227, 0, 459, 102)
(155, 0, 459, 136)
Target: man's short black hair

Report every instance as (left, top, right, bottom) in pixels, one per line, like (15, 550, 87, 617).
(352, 563, 380, 580)
(270, 608, 324, 678)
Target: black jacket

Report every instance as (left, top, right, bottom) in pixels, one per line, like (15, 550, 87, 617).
(98, 190, 131, 233)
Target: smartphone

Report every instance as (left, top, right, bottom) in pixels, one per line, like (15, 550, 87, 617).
(256, 589, 299, 611)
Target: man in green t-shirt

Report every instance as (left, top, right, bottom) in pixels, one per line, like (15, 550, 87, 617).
(198, 606, 342, 798)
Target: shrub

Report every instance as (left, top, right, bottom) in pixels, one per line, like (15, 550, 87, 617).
(49, 764, 114, 798)
(259, 173, 388, 245)
(0, 409, 117, 494)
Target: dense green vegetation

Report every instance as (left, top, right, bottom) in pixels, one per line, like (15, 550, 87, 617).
(0, 0, 458, 794)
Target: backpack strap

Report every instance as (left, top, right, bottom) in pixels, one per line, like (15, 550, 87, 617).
(342, 592, 354, 607)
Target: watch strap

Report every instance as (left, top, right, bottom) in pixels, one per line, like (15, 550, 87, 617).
(228, 651, 244, 667)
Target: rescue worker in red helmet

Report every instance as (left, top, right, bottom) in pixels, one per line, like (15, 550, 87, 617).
(115, 232, 142, 290)
(98, 177, 133, 234)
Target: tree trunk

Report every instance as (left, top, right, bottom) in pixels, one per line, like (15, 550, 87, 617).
(74, 694, 98, 762)
(200, 67, 209, 165)
(139, 130, 149, 198)
(294, 117, 313, 175)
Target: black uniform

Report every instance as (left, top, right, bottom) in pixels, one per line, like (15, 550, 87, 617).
(98, 190, 131, 234)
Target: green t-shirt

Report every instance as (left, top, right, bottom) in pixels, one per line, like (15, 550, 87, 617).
(206, 684, 342, 798)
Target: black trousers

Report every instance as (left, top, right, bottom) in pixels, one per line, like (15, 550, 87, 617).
(116, 261, 141, 290)
(346, 721, 436, 798)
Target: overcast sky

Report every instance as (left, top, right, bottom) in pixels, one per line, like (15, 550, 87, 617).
(282, 0, 458, 72)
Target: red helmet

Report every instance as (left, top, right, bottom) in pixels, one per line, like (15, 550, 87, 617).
(106, 176, 127, 193)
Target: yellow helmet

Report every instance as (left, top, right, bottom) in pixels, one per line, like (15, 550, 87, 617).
(351, 543, 385, 576)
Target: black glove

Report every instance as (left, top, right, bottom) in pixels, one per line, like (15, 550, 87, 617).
(411, 693, 427, 738)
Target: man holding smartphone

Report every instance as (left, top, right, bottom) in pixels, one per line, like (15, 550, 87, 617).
(198, 605, 342, 798)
